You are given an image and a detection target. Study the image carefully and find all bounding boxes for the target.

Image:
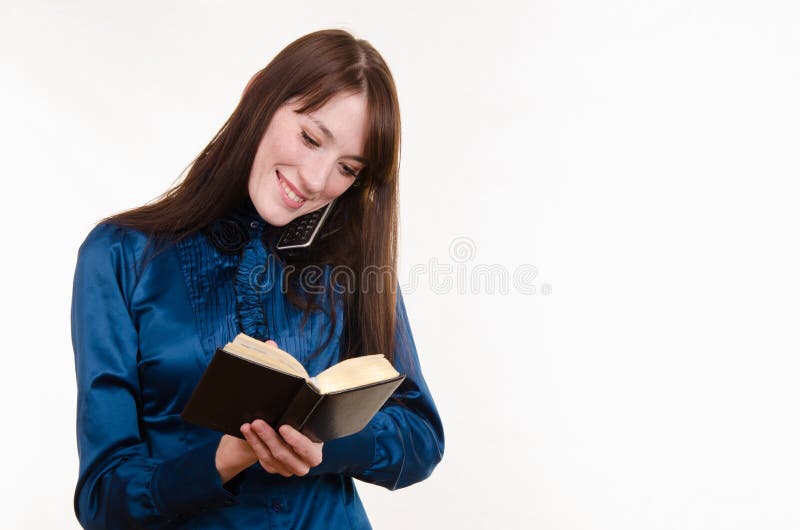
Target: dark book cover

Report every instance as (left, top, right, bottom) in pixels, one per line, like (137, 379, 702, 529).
(279, 376, 406, 442)
(180, 348, 405, 442)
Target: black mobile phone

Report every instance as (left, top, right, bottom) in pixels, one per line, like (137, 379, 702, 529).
(275, 199, 337, 251)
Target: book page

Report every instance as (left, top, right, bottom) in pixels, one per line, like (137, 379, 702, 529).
(224, 334, 309, 379)
(314, 354, 400, 394)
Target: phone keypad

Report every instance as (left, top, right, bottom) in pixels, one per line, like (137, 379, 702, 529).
(277, 209, 324, 248)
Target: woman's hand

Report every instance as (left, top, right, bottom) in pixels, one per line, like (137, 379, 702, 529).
(240, 420, 323, 477)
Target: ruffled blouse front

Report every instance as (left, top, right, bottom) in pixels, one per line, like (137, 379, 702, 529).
(70, 199, 444, 529)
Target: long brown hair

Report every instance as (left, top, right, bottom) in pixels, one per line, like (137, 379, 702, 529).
(102, 29, 401, 364)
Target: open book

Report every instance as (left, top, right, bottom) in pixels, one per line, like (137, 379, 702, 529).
(180, 333, 405, 442)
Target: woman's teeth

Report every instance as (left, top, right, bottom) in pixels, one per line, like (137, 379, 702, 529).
(281, 180, 305, 203)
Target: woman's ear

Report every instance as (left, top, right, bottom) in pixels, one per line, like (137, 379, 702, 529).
(242, 71, 259, 99)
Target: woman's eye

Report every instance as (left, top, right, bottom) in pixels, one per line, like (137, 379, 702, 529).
(341, 164, 358, 178)
(301, 130, 320, 148)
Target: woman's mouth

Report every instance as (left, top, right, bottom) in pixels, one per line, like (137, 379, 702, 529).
(276, 170, 306, 209)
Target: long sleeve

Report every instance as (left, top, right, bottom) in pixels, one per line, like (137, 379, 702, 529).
(308, 288, 445, 490)
(71, 224, 240, 529)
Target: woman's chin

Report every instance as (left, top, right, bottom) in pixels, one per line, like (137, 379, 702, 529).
(251, 201, 295, 227)
(264, 215, 292, 227)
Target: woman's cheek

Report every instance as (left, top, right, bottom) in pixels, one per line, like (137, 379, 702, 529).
(274, 135, 303, 159)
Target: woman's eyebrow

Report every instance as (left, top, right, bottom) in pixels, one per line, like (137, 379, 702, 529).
(309, 115, 335, 141)
(307, 114, 368, 164)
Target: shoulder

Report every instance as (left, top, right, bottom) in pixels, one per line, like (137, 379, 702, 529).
(75, 222, 157, 290)
(79, 220, 146, 250)
(78, 222, 152, 261)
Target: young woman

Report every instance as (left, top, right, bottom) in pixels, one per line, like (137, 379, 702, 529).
(71, 29, 444, 529)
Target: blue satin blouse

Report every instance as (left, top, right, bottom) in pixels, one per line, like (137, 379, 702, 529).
(70, 200, 444, 529)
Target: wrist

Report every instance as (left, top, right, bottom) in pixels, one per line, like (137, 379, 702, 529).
(215, 457, 242, 484)
(215, 437, 255, 484)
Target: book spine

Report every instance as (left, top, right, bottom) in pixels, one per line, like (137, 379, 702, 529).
(277, 383, 324, 439)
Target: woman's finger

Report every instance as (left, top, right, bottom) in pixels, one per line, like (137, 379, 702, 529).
(241, 423, 292, 477)
(251, 420, 311, 476)
(279, 424, 324, 467)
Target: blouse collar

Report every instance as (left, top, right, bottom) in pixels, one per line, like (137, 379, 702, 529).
(202, 196, 269, 255)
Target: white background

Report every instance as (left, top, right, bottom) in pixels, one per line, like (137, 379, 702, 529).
(2, 1, 800, 528)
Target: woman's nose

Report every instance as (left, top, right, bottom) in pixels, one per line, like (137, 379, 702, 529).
(299, 156, 334, 196)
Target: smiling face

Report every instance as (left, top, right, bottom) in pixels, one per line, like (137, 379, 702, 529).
(247, 91, 369, 227)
